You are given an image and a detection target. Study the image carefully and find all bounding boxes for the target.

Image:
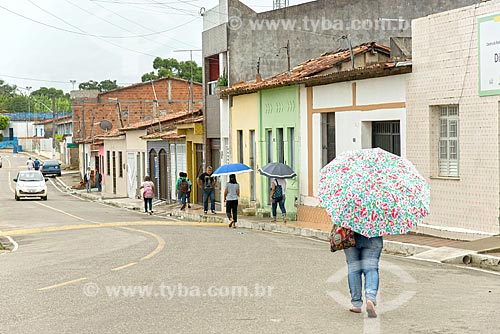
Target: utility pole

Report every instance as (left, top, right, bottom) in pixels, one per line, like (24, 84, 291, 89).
(52, 97, 57, 158)
(174, 49, 201, 113)
(341, 35, 355, 70)
(70, 80, 76, 90)
(26, 86, 32, 140)
(278, 40, 291, 75)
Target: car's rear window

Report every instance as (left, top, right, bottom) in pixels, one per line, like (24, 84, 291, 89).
(18, 172, 44, 181)
(44, 160, 58, 165)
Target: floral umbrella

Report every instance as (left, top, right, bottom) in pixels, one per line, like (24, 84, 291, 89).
(318, 148, 430, 238)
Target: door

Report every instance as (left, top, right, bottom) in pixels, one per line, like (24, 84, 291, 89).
(148, 149, 157, 197)
(127, 153, 135, 199)
(249, 130, 256, 201)
(159, 148, 168, 201)
(372, 121, 400, 156)
(112, 151, 116, 194)
(196, 144, 204, 204)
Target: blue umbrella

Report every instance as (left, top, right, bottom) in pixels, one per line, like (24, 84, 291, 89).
(212, 163, 253, 176)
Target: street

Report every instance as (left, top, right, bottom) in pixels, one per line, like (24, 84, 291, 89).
(1, 153, 499, 334)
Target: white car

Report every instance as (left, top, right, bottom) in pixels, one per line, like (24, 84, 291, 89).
(13, 170, 48, 201)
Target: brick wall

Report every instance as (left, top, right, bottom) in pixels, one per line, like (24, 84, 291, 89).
(72, 78, 202, 141)
(408, 1, 500, 236)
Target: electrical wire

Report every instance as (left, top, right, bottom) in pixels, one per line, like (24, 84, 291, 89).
(0, 3, 196, 39)
(89, 0, 200, 49)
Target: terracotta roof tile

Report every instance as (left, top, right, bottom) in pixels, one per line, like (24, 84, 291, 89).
(222, 42, 393, 96)
(141, 130, 186, 140)
(119, 109, 202, 131)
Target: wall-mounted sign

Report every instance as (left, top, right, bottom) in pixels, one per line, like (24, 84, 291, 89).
(479, 14, 500, 96)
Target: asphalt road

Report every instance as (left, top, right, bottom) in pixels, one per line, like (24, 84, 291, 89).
(1, 152, 500, 334)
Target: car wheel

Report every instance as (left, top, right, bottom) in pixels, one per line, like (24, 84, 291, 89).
(42, 196, 48, 201)
(15, 194, 20, 201)
(57, 173, 61, 177)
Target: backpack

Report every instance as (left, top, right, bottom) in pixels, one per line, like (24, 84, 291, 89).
(179, 179, 189, 193)
(143, 183, 154, 198)
(272, 179, 283, 200)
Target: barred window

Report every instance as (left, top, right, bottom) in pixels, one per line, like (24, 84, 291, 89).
(438, 105, 459, 177)
(106, 151, 110, 176)
(119, 151, 123, 178)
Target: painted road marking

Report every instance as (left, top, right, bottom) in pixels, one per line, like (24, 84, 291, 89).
(120, 227, 166, 261)
(37, 277, 88, 291)
(111, 262, 138, 271)
(0, 221, 223, 237)
(35, 201, 101, 224)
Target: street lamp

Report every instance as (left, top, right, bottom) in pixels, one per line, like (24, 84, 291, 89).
(70, 80, 76, 90)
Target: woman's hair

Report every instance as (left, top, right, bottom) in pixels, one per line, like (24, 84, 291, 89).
(144, 175, 151, 181)
(229, 174, 237, 184)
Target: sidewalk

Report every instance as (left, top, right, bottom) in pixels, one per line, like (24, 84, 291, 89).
(54, 173, 500, 273)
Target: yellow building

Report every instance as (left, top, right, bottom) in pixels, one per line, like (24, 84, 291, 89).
(229, 93, 260, 206)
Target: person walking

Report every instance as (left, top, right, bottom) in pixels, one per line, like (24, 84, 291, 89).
(33, 158, 40, 171)
(95, 169, 102, 192)
(344, 233, 383, 318)
(140, 175, 155, 214)
(197, 166, 217, 214)
(185, 172, 192, 209)
(26, 157, 34, 170)
(176, 172, 191, 211)
(269, 178, 287, 223)
(84, 167, 92, 193)
(224, 174, 240, 228)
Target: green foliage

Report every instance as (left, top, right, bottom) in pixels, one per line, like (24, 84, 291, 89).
(0, 115, 9, 130)
(79, 80, 119, 92)
(0, 133, 3, 142)
(32, 87, 66, 99)
(0, 81, 71, 113)
(141, 57, 202, 83)
(216, 71, 228, 87)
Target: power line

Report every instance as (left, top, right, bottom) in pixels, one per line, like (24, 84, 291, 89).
(89, 0, 200, 49)
(0, 3, 195, 39)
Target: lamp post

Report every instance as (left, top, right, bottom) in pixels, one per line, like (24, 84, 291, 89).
(26, 86, 32, 139)
(70, 80, 76, 90)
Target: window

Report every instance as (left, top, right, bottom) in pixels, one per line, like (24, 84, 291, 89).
(322, 113, 336, 166)
(267, 129, 273, 163)
(106, 151, 110, 175)
(119, 151, 123, 177)
(277, 128, 284, 163)
(288, 127, 295, 170)
(237, 130, 243, 163)
(438, 105, 459, 177)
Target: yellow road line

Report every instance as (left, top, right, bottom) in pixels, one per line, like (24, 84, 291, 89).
(120, 227, 166, 261)
(0, 221, 223, 237)
(111, 262, 138, 271)
(37, 277, 88, 291)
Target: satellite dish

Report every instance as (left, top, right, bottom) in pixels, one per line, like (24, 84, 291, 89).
(100, 120, 113, 131)
(143, 116, 154, 121)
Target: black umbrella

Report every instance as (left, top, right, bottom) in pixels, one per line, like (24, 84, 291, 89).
(258, 162, 296, 179)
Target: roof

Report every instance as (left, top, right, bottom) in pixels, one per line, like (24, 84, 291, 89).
(222, 42, 397, 96)
(141, 130, 186, 140)
(99, 77, 201, 96)
(95, 128, 125, 139)
(119, 109, 202, 131)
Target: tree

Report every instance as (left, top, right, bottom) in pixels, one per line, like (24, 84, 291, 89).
(0, 115, 9, 130)
(79, 80, 119, 92)
(0, 80, 17, 96)
(141, 57, 202, 83)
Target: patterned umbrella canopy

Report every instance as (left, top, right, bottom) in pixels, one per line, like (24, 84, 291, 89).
(318, 148, 430, 238)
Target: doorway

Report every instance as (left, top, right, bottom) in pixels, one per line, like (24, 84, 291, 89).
(372, 121, 401, 156)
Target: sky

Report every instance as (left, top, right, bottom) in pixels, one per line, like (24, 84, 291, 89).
(0, 0, 313, 93)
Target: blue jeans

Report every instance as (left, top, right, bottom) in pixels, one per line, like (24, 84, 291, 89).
(271, 195, 286, 218)
(178, 192, 188, 205)
(344, 235, 383, 308)
(144, 198, 152, 212)
(202, 188, 215, 212)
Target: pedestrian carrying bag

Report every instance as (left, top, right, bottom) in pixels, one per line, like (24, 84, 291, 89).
(143, 183, 154, 199)
(179, 179, 189, 193)
(272, 179, 283, 200)
(329, 224, 356, 252)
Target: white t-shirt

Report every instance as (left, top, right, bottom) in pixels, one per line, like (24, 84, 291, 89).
(27, 160, 34, 169)
(225, 183, 240, 201)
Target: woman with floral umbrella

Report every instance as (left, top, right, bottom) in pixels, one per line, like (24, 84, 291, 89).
(318, 148, 430, 318)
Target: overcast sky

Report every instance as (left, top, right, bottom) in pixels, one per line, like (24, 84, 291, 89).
(0, 0, 312, 93)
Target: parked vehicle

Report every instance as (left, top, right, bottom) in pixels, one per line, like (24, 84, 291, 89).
(13, 170, 48, 201)
(41, 160, 61, 177)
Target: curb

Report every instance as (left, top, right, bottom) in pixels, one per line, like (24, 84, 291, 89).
(66, 190, 500, 273)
